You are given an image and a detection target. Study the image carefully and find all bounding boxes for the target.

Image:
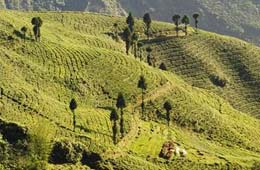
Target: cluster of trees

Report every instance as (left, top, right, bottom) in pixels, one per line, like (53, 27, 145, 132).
(68, 92, 127, 145)
(118, 12, 152, 56)
(112, 12, 199, 72)
(172, 13, 200, 36)
(18, 17, 43, 43)
(116, 12, 200, 56)
(110, 93, 126, 144)
(108, 76, 173, 144)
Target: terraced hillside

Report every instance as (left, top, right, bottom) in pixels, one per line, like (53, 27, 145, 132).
(144, 31, 260, 119)
(0, 10, 260, 170)
(2, 0, 260, 45)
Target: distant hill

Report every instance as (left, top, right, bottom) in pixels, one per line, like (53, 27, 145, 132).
(0, 10, 260, 169)
(1, 0, 260, 45)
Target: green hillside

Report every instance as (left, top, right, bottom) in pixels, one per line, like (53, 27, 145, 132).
(0, 10, 260, 170)
(143, 31, 260, 119)
(2, 0, 260, 45)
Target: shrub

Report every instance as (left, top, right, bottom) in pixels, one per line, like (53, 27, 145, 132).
(49, 140, 84, 164)
(81, 150, 102, 167)
(209, 75, 227, 87)
(0, 119, 28, 145)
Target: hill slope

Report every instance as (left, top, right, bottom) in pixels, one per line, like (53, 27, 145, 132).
(1, 0, 260, 45)
(0, 10, 260, 170)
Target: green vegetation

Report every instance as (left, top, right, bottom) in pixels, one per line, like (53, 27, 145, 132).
(138, 75, 147, 117)
(192, 13, 199, 31)
(163, 101, 172, 126)
(69, 98, 77, 132)
(31, 17, 43, 41)
(116, 93, 127, 139)
(20, 26, 27, 42)
(110, 109, 119, 144)
(2, 0, 260, 45)
(181, 15, 190, 36)
(143, 13, 152, 39)
(172, 14, 181, 37)
(0, 10, 260, 170)
(126, 12, 135, 32)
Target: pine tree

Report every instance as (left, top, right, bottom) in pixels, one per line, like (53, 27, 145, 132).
(138, 76, 147, 117)
(143, 13, 152, 39)
(116, 93, 126, 138)
(69, 99, 77, 132)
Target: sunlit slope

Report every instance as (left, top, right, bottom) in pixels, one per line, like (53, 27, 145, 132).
(144, 31, 260, 119)
(0, 10, 260, 169)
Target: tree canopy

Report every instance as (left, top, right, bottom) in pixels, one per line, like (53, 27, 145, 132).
(110, 109, 119, 121)
(126, 12, 135, 32)
(164, 101, 172, 112)
(181, 15, 190, 25)
(116, 93, 126, 109)
(69, 99, 77, 111)
(138, 76, 147, 90)
(172, 15, 181, 25)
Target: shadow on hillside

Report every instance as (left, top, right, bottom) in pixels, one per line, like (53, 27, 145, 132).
(13, 29, 34, 41)
(140, 35, 186, 45)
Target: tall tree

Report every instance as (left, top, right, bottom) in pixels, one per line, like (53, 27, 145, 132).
(110, 108, 119, 144)
(126, 12, 135, 32)
(143, 13, 152, 39)
(69, 99, 77, 132)
(146, 47, 154, 66)
(123, 27, 132, 55)
(116, 93, 126, 138)
(21, 26, 28, 42)
(172, 15, 181, 37)
(138, 76, 147, 117)
(193, 13, 200, 31)
(137, 42, 143, 61)
(113, 23, 119, 41)
(31, 17, 43, 41)
(132, 33, 139, 58)
(164, 101, 172, 126)
(181, 15, 190, 36)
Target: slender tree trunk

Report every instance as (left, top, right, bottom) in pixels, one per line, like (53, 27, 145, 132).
(37, 27, 41, 42)
(126, 41, 130, 55)
(147, 27, 150, 40)
(112, 121, 117, 144)
(36, 27, 39, 42)
(176, 24, 179, 37)
(167, 111, 170, 126)
(134, 43, 137, 58)
(73, 110, 76, 132)
(195, 20, 198, 32)
(24, 33, 26, 42)
(185, 25, 188, 36)
(139, 48, 143, 61)
(120, 109, 124, 138)
(141, 89, 144, 117)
